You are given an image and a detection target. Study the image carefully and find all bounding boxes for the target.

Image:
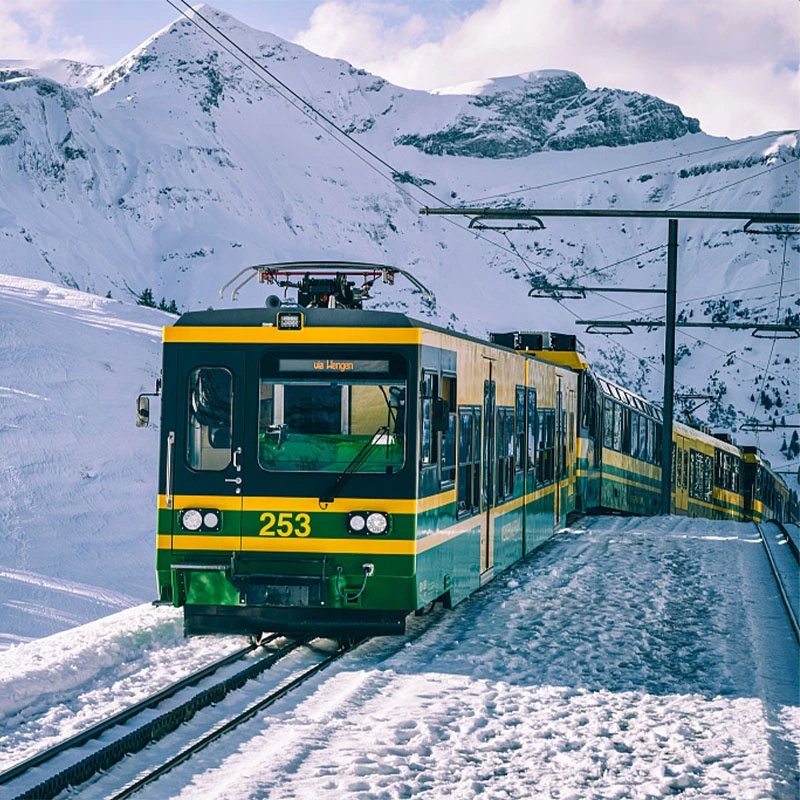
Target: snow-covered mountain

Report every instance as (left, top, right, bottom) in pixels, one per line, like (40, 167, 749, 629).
(0, 6, 797, 491)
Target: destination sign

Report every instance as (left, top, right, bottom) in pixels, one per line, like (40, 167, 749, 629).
(278, 359, 390, 373)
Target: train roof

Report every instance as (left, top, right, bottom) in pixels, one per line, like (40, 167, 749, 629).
(595, 374, 664, 422)
(175, 307, 422, 329)
(673, 420, 742, 455)
(171, 305, 550, 358)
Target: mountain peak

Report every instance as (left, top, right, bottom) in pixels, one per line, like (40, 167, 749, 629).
(434, 70, 586, 99)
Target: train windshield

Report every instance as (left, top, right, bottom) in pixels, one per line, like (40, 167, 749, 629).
(257, 353, 407, 473)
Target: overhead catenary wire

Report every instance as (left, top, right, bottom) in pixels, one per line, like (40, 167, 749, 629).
(464, 130, 799, 205)
(748, 235, 791, 446)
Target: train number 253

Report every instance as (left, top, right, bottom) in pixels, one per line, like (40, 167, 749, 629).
(259, 512, 312, 537)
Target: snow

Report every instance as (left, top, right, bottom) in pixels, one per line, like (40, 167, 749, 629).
(0, 5, 798, 795)
(0, 516, 797, 798)
(0, 275, 168, 649)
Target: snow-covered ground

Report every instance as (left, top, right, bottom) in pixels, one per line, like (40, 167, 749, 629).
(1, 516, 797, 799)
(0, 275, 168, 648)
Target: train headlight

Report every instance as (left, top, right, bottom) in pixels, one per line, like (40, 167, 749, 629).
(179, 508, 221, 532)
(348, 513, 367, 533)
(181, 509, 203, 531)
(366, 512, 389, 534)
(203, 511, 220, 529)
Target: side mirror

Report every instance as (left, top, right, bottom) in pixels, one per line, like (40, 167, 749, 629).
(432, 398, 450, 433)
(136, 395, 150, 428)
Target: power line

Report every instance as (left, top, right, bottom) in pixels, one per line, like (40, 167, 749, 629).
(668, 158, 800, 210)
(748, 235, 791, 447)
(167, 0, 454, 210)
(463, 131, 799, 205)
(586, 278, 800, 321)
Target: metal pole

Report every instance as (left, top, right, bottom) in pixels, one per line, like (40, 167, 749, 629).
(661, 219, 678, 514)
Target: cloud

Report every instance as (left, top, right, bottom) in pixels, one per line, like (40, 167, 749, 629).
(0, 0, 94, 61)
(294, 0, 800, 139)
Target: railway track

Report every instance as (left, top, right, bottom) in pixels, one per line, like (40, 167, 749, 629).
(107, 637, 366, 800)
(755, 521, 800, 643)
(1, 634, 310, 800)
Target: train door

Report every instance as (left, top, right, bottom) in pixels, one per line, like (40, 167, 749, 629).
(481, 365, 496, 577)
(171, 350, 246, 550)
(673, 433, 689, 514)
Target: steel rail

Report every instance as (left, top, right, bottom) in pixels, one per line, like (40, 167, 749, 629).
(754, 522, 800, 644)
(8, 636, 303, 800)
(0, 641, 262, 787)
(107, 638, 367, 800)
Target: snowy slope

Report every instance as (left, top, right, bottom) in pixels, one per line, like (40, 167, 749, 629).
(0, 275, 168, 648)
(1, 517, 797, 798)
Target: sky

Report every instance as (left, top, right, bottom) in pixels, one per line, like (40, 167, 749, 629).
(1, 0, 798, 140)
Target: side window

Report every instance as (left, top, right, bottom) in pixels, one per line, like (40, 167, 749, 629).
(621, 406, 631, 455)
(671, 442, 677, 490)
(638, 416, 648, 460)
(515, 386, 526, 475)
(612, 402, 623, 451)
(631, 413, 640, 460)
(654, 423, 662, 465)
(457, 407, 481, 517)
(186, 367, 232, 471)
(603, 398, 614, 449)
(441, 375, 457, 485)
(496, 408, 515, 501)
(527, 388, 537, 474)
(537, 409, 555, 485)
(420, 371, 437, 467)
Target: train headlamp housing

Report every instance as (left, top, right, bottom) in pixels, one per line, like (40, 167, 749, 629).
(277, 311, 303, 331)
(179, 508, 222, 532)
(347, 511, 390, 535)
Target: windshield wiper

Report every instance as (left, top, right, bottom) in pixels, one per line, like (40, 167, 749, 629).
(320, 425, 390, 504)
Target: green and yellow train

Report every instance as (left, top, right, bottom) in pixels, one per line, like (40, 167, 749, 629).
(139, 263, 796, 637)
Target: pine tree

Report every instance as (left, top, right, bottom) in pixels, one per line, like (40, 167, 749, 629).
(137, 287, 156, 308)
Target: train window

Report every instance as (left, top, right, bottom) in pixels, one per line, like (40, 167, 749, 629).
(515, 387, 525, 474)
(637, 416, 648, 461)
(689, 450, 713, 503)
(676, 446, 683, 489)
(620, 406, 631, 455)
(526, 388, 537, 473)
(537, 408, 555, 485)
(654, 423, 662, 465)
(671, 443, 677, 490)
(682, 450, 688, 490)
(457, 406, 481, 517)
(420, 371, 437, 467)
(186, 367, 233, 471)
(603, 398, 614, 449)
(496, 408, 515, 501)
(257, 354, 407, 473)
(646, 419, 655, 463)
(440, 375, 457, 485)
(612, 401, 623, 451)
(631, 413, 640, 460)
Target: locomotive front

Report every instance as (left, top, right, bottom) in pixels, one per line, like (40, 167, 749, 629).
(152, 306, 423, 637)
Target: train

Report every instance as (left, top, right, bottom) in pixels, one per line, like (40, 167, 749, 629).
(137, 262, 797, 638)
